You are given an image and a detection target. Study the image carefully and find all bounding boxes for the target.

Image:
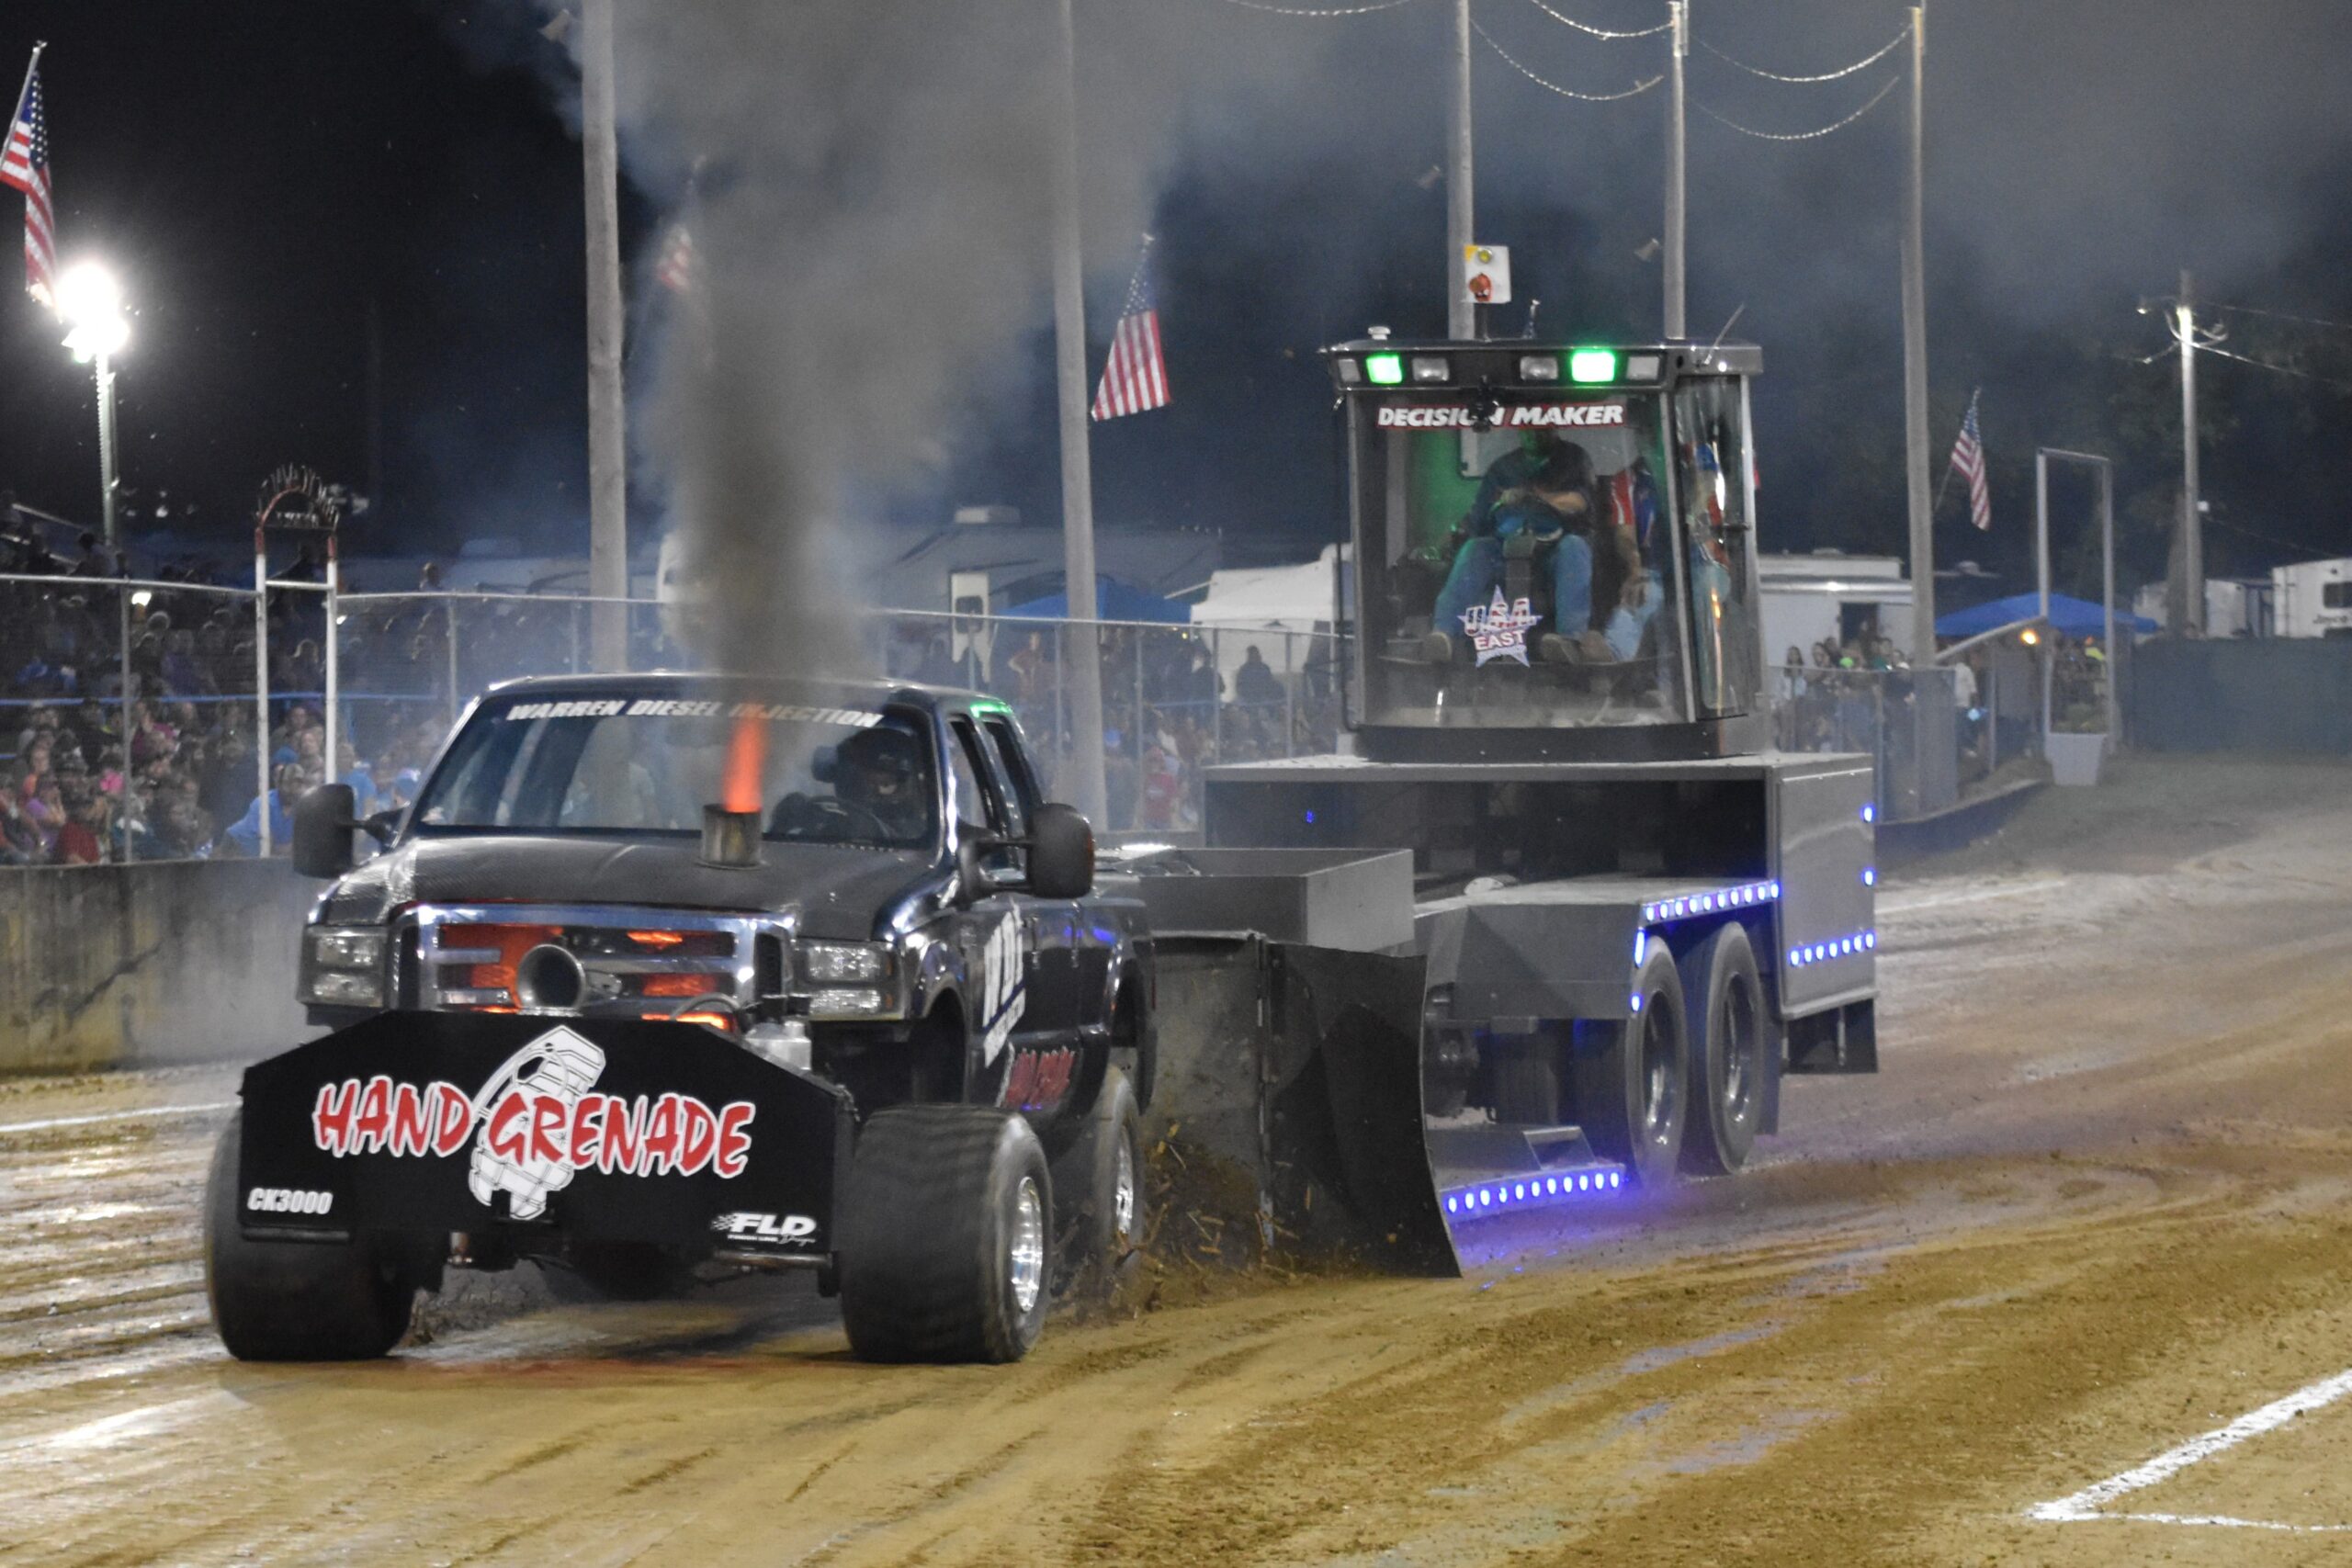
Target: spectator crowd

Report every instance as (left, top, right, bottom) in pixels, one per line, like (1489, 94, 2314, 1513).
(10, 501, 1342, 860)
(1, 525, 444, 867)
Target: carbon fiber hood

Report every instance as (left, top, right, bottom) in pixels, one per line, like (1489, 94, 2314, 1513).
(327, 834, 940, 940)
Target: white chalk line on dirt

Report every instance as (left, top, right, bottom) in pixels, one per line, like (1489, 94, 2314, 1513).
(0, 1100, 235, 1138)
(2028, 1364, 2352, 1531)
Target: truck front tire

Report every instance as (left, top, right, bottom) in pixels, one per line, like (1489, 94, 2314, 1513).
(1570, 944, 1689, 1188)
(837, 1106, 1054, 1363)
(1679, 922, 1766, 1175)
(204, 1111, 416, 1361)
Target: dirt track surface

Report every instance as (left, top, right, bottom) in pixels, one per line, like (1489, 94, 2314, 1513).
(6, 755, 2352, 1565)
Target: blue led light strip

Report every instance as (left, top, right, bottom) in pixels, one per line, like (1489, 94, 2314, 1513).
(1785, 928, 1878, 969)
(1442, 1166, 1626, 1218)
(1642, 880, 1781, 926)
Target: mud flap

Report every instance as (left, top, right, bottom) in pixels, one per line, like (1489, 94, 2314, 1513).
(1269, 945, 1457, 1277)
(236, 1012, 854, 1260)
(1149, 937, 1456, 1278)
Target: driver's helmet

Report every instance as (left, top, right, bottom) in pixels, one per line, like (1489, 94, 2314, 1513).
(836, 725, 924, 825)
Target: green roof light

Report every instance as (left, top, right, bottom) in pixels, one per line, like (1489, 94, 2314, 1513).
(1364, 352, 1406, 386)
(1568, 348, 1618, 384)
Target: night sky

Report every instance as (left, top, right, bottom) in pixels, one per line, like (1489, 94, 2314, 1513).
(6, 1, 2352, 601)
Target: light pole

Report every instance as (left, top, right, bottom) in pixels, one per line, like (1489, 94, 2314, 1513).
(58, 263, 130, 547)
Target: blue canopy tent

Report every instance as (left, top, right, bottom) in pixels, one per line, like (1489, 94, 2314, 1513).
(1935, 592, 2156, 641)
(1001, 576, 1188, 625)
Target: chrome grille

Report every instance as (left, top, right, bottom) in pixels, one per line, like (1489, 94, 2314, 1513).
(407, 903, 791, 1017)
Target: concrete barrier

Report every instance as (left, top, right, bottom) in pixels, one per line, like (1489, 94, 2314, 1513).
(0, 861, 321, 1076)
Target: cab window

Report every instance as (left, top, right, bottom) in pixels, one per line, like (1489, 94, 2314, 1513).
(951, 716, 1028, 881)
(976, 718, 1035, 837)
(944, 719, 996, 835)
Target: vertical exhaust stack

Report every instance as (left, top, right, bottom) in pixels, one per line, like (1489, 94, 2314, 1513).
(701, 713, 769, 869)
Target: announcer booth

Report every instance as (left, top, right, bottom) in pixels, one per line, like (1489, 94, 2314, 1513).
(1325, 338, 1768, 762)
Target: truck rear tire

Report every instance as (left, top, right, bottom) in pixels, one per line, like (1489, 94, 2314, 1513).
(1050, 1066, 1144, 1296)
(204, 1111, 416, 1361)
(837, 1105, 1054, 1363)
(1570, 944, 1689, 1188)
(1680, 922, 1766, 1175)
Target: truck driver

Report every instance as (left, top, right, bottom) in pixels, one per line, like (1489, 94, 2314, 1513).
(1425, 436, 1631, 665)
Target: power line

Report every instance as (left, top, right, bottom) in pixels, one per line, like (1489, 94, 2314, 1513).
(1693, 73, 1898, 141)
(1517, 0, 1670, 40)
(1697, 22, 1912, 84)
(1474, 15, 1662, 101)
(2205, 299, 2352, 337)
(2194, 340, 2352, 396)
(2203, 511, 2331, 563)
(1204, 0, 1426, 16)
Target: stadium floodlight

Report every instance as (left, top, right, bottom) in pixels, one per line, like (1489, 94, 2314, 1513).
(58, 262, 130, 361)
(55, 261, 130, 545)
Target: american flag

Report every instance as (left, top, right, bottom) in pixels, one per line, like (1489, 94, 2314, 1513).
(1091, 235, 1169, 422)
(0, 48, 52, 311)
(1948, 389, 1991, 532)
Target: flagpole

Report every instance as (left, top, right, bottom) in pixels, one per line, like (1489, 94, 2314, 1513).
(1050, 0, 1110, 827)
(1932, 388, 1974, 513)
(10, 43, 41, 114)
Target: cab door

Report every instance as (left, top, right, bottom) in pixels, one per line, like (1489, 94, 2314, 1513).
(946, 715, 1074, 1115)
(979, 711, 1114, 1042)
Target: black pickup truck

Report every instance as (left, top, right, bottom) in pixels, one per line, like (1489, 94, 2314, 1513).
(208, 674, 1154, 1365)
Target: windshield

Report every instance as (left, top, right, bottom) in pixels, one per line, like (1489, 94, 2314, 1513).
(1349, 390, 1690, 730)
(413, 696, 939, 849)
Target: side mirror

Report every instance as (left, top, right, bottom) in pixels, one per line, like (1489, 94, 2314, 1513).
(292, 784, 357, 879)
(956, 831, 999, 901)
(1027, 803, 1095, 899)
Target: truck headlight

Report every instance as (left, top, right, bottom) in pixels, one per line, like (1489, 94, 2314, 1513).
(309, 928, 387, 971)
(805, 987, 888, 1018)
(797, 942, 888, 984)
(305, 970, 387, 1008)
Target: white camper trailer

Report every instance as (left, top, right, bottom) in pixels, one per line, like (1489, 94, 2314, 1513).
(1758, 553, 1916, 663)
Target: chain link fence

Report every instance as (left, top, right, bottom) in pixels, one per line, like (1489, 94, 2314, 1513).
(870, 611, 1342, 833)
(328, 592, 1345, 837)
(1763, 649, 2117, 819)
(1768, 663, 1969, 819)
(17, 574, 2068, 866)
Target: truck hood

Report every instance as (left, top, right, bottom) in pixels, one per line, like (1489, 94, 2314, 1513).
(325, 834, 941, 941)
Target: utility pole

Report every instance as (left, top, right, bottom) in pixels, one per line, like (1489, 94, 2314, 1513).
(1900, 4, 1935, 660)
(1050, 0, 1109, 826)
(581, 0, 630, 671)
(1446, 0, 1476, 339)
(2177, 267, 2204, 634)
(1663, 1, 1688, 340)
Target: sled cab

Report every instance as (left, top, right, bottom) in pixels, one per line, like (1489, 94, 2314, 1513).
(1327, 339, 1767, 761)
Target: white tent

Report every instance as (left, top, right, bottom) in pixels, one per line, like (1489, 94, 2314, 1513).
(1188, 545, 1344, 692)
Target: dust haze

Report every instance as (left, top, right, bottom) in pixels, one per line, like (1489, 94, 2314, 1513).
(494, 0, 2352, 613)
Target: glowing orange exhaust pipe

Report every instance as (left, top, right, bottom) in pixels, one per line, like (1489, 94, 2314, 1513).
(721, 713, 768, 815)
(701, 712, 767, 868)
